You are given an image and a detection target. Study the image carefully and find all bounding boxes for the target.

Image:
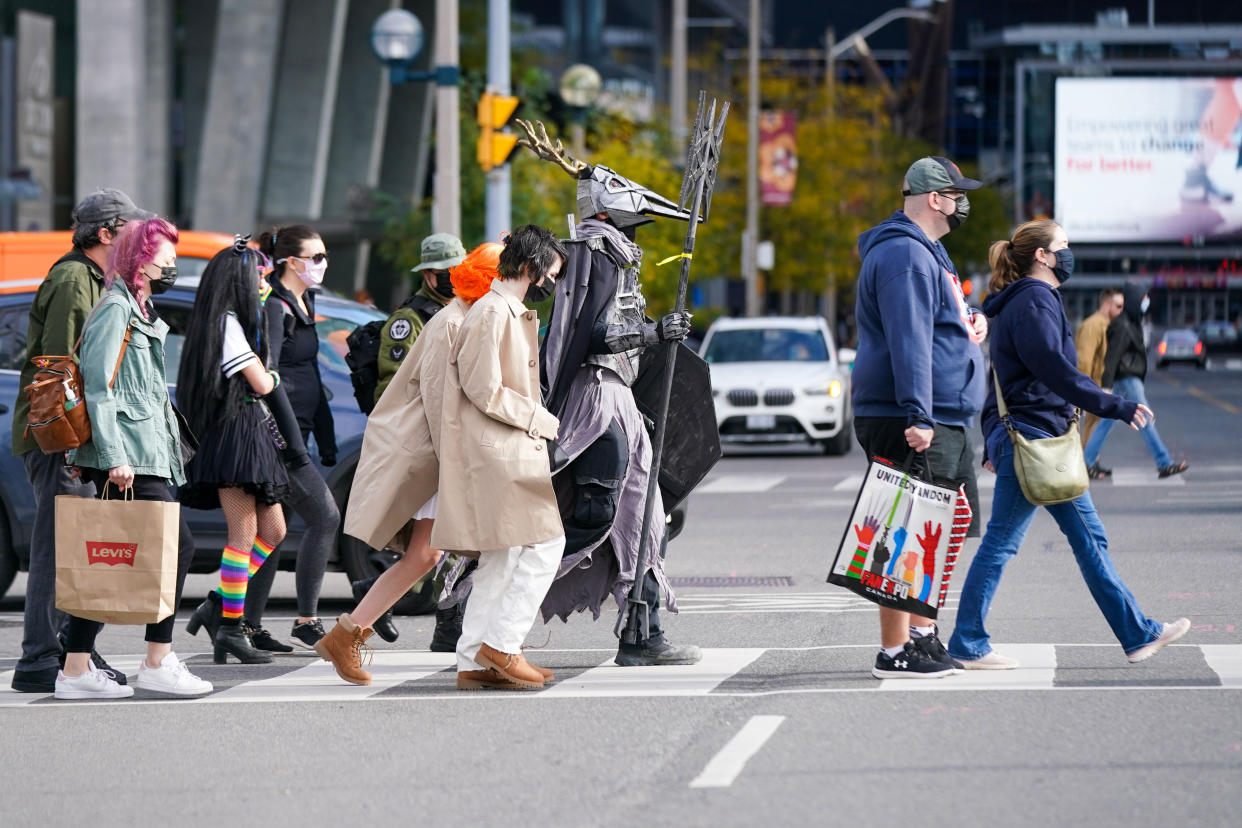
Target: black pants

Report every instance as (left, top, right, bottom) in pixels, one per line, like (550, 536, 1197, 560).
(62, 473, 196, 652)
(853, 416, 981, 537)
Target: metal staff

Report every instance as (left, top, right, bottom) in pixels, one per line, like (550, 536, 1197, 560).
(621, 92, 729, 644)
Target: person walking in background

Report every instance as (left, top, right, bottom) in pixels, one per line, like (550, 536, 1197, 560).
(347, 231, 466, 644)
(432, 225, 567, 691)
(1083, 282, 1189, 479)
(318, 242, 502, 685)
(1076, 286, 1125, 471)
(9, 189, 147, 693)
(178, 239, 288, 665)
(59, 217, 210, 699)
(948, 219, 1190, 669)
(237, 225, 341, 651)
(851, 156, 988, 679)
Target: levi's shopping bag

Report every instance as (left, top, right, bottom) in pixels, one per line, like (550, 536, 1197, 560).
(827, 455, 972, 619)
(54, 491, 180, 625)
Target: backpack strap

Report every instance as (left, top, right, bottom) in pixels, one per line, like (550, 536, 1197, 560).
(108, 325, 132, 389)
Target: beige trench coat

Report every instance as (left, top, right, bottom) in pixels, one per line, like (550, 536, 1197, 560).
(344, 298, 467, 551)
(430, 286, 562, 553)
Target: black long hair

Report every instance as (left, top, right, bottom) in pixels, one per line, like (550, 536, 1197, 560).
(178, 241, 266, 435)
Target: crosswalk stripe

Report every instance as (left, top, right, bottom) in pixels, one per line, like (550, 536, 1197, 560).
(697, 475, 785, 494)
(203, 651, 456, 703)
(3, 645, 1240, 706)
(539, 648, 767, 698)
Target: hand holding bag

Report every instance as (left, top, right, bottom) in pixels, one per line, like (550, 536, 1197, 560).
(54, 487, 181, 625)
(993, 372, 1089, 506)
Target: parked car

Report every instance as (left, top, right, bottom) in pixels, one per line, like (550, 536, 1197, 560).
(0, 277, 403, 603)
(1195, 320, 1240, 353)
(1155, 328, 1207, 369)
(699, 316, 854, 454)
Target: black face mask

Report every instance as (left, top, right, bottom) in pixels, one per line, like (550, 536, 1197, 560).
(941, 194, 970, 232)
(525, 277, 555, 304)
(433, 271, 455, 297)
(148, 265, 178, 295)
(1050, 248, 1074, 284)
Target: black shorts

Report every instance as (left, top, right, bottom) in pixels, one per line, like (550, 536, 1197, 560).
(854, 416, 981, 537)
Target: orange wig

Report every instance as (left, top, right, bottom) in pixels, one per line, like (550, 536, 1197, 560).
(450, 242, 502, 304)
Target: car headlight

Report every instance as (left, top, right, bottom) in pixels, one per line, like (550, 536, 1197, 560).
(803, 380, 843, 397)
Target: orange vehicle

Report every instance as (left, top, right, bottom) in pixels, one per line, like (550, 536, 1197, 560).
(0, 230, 235, 293)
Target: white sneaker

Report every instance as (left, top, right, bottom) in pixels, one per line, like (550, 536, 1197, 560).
(54, 663, 135, 700)
(958, 651, 1020, 670)
(135, 652, 213, 696)
(1127, 618, 1191, 663)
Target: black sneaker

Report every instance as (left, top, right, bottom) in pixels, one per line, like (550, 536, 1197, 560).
(290, 619, 326, 650)
(911, 627, 964, 672)
(58, 636, 128, 686)
(872, 641, 955, 679)
(243, 622, 294, 653)
(11, 665, 58, 693)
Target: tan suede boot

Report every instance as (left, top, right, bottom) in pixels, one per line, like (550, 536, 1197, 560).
(474, 643, 544, 689)
(313, 614, 374, 685)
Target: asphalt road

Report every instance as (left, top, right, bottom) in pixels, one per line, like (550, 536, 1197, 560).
(1, 365, 1239, 827)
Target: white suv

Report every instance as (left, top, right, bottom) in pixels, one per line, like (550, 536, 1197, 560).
(699, 316, 853, 454)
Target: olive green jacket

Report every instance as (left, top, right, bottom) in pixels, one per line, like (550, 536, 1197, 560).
(69, 281, 184, 486)
(11, 249, 105, 456)
(374, 282, 448, 403)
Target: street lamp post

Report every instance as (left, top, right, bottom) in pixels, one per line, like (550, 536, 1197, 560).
(370, 5, 460, 237)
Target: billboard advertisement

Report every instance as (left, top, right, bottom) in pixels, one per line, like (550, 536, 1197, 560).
(1055, 77, 1242, 243)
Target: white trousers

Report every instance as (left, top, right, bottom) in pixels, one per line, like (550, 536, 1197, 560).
(456, 535, 565, 672)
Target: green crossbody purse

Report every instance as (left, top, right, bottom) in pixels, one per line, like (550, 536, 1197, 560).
(993, 372, 1089, 506)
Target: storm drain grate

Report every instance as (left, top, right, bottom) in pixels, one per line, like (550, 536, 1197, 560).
(668, 576, 794, 588)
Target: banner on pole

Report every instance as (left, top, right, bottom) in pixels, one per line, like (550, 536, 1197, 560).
(759, 111, 797, 207)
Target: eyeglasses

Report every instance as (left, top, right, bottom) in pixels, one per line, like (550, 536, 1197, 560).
(296, 252, 329, 265)
(937, 190, 965, 199)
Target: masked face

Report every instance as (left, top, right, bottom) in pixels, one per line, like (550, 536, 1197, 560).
(294, 256, 327, 287)
(426, 269, 455, 297)
(1051, 248, 1074, 284)
(1140, 296, 1151, 314)
(146, 264, 178, 295)
(936, 191, 970, 232)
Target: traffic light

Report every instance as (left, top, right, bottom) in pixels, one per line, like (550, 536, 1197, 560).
(477, 91, 520, 171)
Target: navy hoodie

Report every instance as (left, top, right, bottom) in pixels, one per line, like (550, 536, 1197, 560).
(980, 277, 1138, 462)
(852, 211, 985, 429)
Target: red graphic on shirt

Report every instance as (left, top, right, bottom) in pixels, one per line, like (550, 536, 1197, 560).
(86, 542, 137, 567)
(945, 268, 984, 344)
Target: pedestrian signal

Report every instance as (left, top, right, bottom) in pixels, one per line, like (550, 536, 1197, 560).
(961, 279, 973, 297)
(477, 91, 520, 171)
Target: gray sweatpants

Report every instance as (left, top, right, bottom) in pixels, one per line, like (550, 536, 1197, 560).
(244, 460, 340, 622)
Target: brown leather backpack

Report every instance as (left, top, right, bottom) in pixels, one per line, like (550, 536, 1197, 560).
(24, 303, 130, 454)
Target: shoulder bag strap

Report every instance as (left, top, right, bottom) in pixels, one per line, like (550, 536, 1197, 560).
(107, 325, 132, 389)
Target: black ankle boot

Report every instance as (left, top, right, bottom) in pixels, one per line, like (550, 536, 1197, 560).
(185, 591, 223, 641)
(429, 601, 464, 652)
(243, 621, 294, 653)
(352, 577, 399, 644)
(214, 622, 273, 665)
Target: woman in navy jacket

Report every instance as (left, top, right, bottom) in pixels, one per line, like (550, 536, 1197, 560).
(946, 219, 1190, 669)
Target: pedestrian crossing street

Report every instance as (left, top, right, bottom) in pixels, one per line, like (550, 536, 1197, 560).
(3, 643, 1240, 707)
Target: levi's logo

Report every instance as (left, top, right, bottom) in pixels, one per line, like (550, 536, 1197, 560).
(86, 541, 138, 566)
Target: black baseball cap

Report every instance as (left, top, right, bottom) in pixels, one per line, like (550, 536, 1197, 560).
(901, 156, 982, 195)
(71, 188, 153, 227)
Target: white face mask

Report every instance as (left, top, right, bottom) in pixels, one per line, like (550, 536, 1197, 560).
(1140, 296, 1151, 314)
(281, 256, 327, 287)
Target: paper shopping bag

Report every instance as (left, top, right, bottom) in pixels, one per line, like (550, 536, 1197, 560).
(826, 455, 970, 619)
(55, 494, 180, 625)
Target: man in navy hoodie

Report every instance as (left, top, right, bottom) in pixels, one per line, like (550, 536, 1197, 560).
(852, 156, 988, 679)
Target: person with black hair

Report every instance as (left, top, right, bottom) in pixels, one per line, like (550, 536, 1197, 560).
(178, 240, 288, 665)
(432, 224, 567, 691)
(233, 225, 341, 651)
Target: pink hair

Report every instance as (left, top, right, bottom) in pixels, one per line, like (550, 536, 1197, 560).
(106, 217, 179, 299)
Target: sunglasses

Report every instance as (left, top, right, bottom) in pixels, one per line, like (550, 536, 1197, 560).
(295, 253, 329, 265)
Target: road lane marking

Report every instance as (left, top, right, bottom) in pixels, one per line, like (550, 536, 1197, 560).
(202, 651, 455, 703)
(689, 715, 785, 788)
(538, 648, 766, 698)
(1186, 385, 1241, 415)
(832, 474, 863, 492)
(697, 475, 786, 494)
(1200, 645, 1242, 688)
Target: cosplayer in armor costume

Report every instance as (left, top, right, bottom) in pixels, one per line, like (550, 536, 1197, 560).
(527, 128, 703, 666)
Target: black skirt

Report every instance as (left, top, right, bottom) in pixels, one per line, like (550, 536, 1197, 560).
(179, 402, 290, 510)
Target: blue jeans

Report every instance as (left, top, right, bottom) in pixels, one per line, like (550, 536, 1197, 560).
(1082, 376, 1172, 469)
(948, 438, 1162, 660)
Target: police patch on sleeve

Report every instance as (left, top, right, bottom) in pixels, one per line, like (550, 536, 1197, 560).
(388, 318, 413, 341)
(390, 345, 407, 362)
